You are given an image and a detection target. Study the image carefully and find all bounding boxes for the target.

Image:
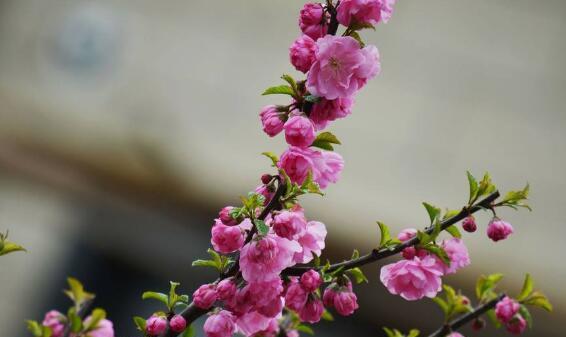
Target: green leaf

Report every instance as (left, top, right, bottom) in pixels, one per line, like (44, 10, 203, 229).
(296, 324, 314, 335)
(67, 309, 82, 333)
(347, 267, 368, 284)
(348, 31, 365, 47)
(486, 309, 502, 328)
(255, 219, 269, 236)
(442, 209, 460, 220)
(191, 259, 218, 268)
(300, 170, 323, 196)
(477, 172, 496, 197)
(26, 320, 44, 337)
(142, 291, 169, 307)
(310, 139, 334, 151)
(133, 316, 147, 331)
(517, 273, 534, 302)
(84, 308, 106, 331)
(351, 249, 360, 259)
(467, 171, 479, 204)
(42, 326, 53, 337)
(168, 281, 180, 310)
(422, 244, 450, 266)
(445, 225, 462, 238)
(519, 305, 533, 329)
(262, 85, 295, 96)
(432, 296, 449, 315)
(523, 291, 553, 312)
(64, 277, 95, 306)
(181, 324, 195, 337)
(382, 327, 403, 337)
(0, 241, 27, 256)
(422, 202, 441, 224)
(416, 230, 433, 245)
(348, 21, 376, 31)
(311, 131, 341, 151)
(281, 74, 298, 94)
(475, 273, 503, 301)
(377, 222, 392, 248)
(261, 152, 279, 167)
(321, 309, 334, 321)
(407, 329, 420, 337)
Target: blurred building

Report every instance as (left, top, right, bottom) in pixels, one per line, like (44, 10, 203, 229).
(1, 1, 565, 336)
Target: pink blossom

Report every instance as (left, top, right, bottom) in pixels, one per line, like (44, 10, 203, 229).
(193, 284, 218, 309)
(462, 216, 477, 232)
(337, 0, 383, 26)
(380, 0, 397, 23)
(313, 150, 345, 188)
(380, 255, 444, 301)
(310, 97, 354, 130)
(240, 234, 301, 283)
(255, 185, 274, 205)
(299, 3, 328, 40)
(285, 279, 308, 311)
(397, 228, 417, 242)
(441, 238, 470, 274)
(146, 316, 167, 336)
(300, 269, 322, 292)
(294, 220, 327, 264)
(260, 105, 285, 137)
(306, 36, 380, 100)
(204, 310, 236, 337)
(284, 116, 316, 148)
(279, 147, 343, 189)
(169, 315, 186, 333)
(219, 206, 238, 226)
(235, 311, 272, 336)
(495, 296, 520, 323)
(506, 315, 527, 335)
(211, 220, 245, 254)
(273, 210, 307, 240)
(287, 330, 299, 337)
(216, 279, 237, 302)
(333, 289, 359, 316)
(42, 310, 65, 337)
(299, 298, 324, 323)
(487, 218, 514, 242)
(83, 318, 114, 337)
(257, 296, 284, 318)
(322, 286, 337, 308)
(290, 35, 317, 73)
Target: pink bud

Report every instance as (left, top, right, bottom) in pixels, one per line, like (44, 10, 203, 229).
(261, 174, 273, 185)
(299, 298, 324, 323)
(472, 318, 485, 331)
(397, 228, 417, 242)
(290, 35, 317, 73)
(300, 270, 322, 292)
(495, 296, 520, 323)
(401, 246, 417, 260)
(506, 315, 527, 335)
(42, 310, 65, 337)
(216, 279, 237, 301)
(299, 3, 328, 40)
(462, 216, 477, 232)
(260, 105, 285, 137)
(169, 315, 187, 333)
(285, 279, 308, 311)
(284, 116, 316, 148)
(333, 289, 359, 316)
(211, 220, 245, 254)
(322, 286, 337, 308)
(146, 316, 167, 336)
(219, 206, 237, 226)
(487, 218, 514, 242)
(447, 333, 464, 337)
(273, 210, 307, 240)
(193, 284, 218, 309)
(203, 310, 236, 337)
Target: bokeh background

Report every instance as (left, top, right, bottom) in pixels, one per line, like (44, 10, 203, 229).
(1, 0, 564, 336)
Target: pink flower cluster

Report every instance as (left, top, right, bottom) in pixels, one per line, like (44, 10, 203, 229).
(495, 296, 527, 335)
(380, 229, 471, 300)
(201, 206, 328, 337)
(41, 310, 114, 337)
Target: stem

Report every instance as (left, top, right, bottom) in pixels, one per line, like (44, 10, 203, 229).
(160, 178, 287, 337)
(427, 293, 505, 337)
(327, 1, 340, 36)
(284, 191, 500, 276)
(61, 299, 94, 337)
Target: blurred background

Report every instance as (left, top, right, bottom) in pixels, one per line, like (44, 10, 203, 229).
(1, 0, 565, 336)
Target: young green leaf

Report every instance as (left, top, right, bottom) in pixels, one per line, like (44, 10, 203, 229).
(422, 202, 441, 224)
(142, 291, 169, 307)
(310, 131, 341, 151)
(261, 152, 279, 167)
(255, 219, 269, 236)
(476, 273, 503, 301)
(467, 171, 479, 204)
(377, 222, 392, 248)
(133, 316, 147, 331)
(523, 291, 553, 312)
(83, 308, 106, 331)
(26, 320, 44, 337)
(0, 240, 27, 256)
(421, 244, 450, 266)
(64, 277, 95, 307)
(296, 324, 314, 335)
(281, 74, 298, 94)
(321, 309, 334, 321)
(181, 324, 196, 337)
(262, 85, 295, 97)
(347, 267, 368, 284)
(445, 225, 462, 238)
(517, 273, 534, 302)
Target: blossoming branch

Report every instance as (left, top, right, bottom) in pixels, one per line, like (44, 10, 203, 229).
(22, 1, 552, 337)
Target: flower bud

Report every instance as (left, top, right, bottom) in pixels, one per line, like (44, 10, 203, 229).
(260, 105, 285, 137)
(169, 315, 187, 333)
(284, 116, 316, 148)
(146, 316, 167, 336)
(299, 3, 328, 40)
(506, 315, 527, 335)
(218, 206, 238, 226)
(203, 310, 236, 337)
(42, 310, 65, 337)
(261, 174, 273, 185)
(290, 35, 317, 73)
(472, 318, 485, 331)
(462, 216, 477, 232)
(216, 278, 237, 301)
(273, 210, 307, 240)
(285, 279, 308, 311)
(495, 296, 520, 323)
(299, 297, 324, 323)
(487, 218, 514, 242)
(193, 284, 218, 309)
(333, 289, 359, 316)
(300, 269, 322, 292)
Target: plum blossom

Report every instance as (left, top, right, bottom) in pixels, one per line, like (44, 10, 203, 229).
(299, 3, 328, 40)
(211, 219, 245, 254)
(240, 234, 301, 283)
(299, 298, 324, 323)
(462, 215, 477, 232)
(306, 35, 380, 100)
(309, 96, 354, 130)
(506, 315, 527, 335)
(204, 310, 236, 337)
(235, 311, 272, 336)
(84, 318, 114, 337)
(216, 278, 237, 302)
(284, 115, 316, 148)
(285, 279, 308, 311)
(169, 315, 186, 333)
(333, 289, 359, 316)
(290, 35, 317, 73)
(193, 284, 218, 309)
(300, 269, 322, 292)
(447, 333, 464, 337)
(146, 316, 167, 336)
(219, 206, 238, 226)
(260, 105, 285, 137)
(487, 218, 514, 242)
(441, 238, 470, 274)
(380, 255, 444, 300)
(278, 147, 344, 189)
(294, 220, 327, 264)
(42, 311, 65, 337)
(495, 296, 520, 323)
(273, 210, 307, 240)
(337, 0, 383, 26)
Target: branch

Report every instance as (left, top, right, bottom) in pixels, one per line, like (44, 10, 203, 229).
(284, 191, 500, 276)
(159, 177, 286, 337)
(427, 293, 505, 337)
